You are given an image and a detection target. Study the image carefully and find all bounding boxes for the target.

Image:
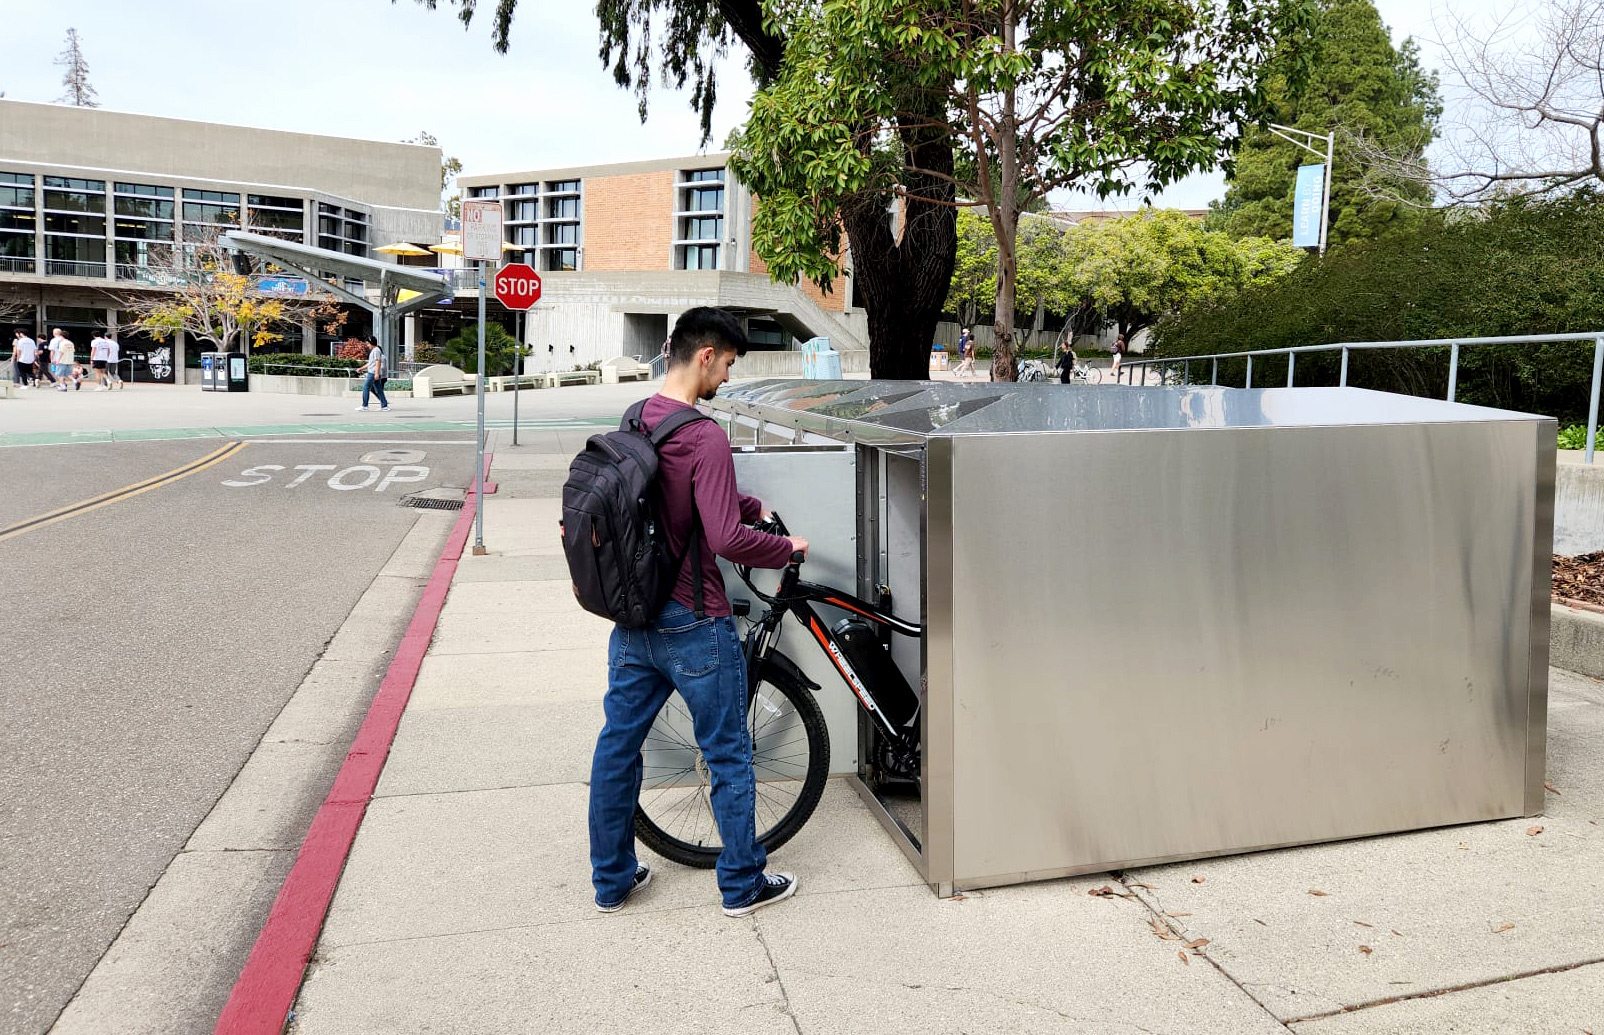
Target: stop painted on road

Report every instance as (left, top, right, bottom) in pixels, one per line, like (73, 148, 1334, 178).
(222, 464, 432, 492)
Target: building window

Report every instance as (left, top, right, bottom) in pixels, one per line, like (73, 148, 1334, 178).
(687, 187, 724, 212)
(683, 215, 722, 241)
(510, 200, 538, 222)
(115, 196, 175, 219)
(508, 183, 538, 195)
(545, 248, 578, 272)
(45, 234, 107, 278)
(0, 172, 35, 273)
(247, 194, 305, 240)
(686, 169, 722, 183)
(468, 186, 500, 198)
(182, 188, 239, 204)
(546, 196, 579, 219)
(511, 225, 537, 247)
(117, 182, 174, 198)
(113, 182, 177, 279)
(42, 178, 107, 277)
(316, 202, 369, 258)
(548, 222, 578, 245)
(44, 176, 105, 191)
(547, 179, 580, 193)
(680, 244, 719, 270)
(746, 319, 787, 348)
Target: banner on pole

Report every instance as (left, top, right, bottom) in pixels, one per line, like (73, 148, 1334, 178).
(1293, 164, 1325, 249)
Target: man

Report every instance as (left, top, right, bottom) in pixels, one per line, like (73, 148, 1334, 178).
(589, 306, 807, 917)
(11, 329, 36, 388)
(1055, 341, 1078, 384)
(49, 328, 79, 391)
(104, 331, 123, 389)
(89, 330, 111, 390)
(355, 336, 388, 412)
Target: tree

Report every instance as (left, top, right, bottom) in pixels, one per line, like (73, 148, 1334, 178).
(1208, 0, 1440, 244)
(735, 0, 1308, 381)
(442, 322, 526, 375)
(1064, 208, 1303, 341)
(404, 131, 465, 218)
(402, 0, 958, 380)
(117, 236, 344, 353)
(1153, 189, 1604, 420)
(54, 28, 99, 108)
(1354, 0, 1604, 204)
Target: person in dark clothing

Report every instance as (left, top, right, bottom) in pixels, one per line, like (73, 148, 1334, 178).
(588, 306, 808, 918)
(1055, 342, 1078, 384)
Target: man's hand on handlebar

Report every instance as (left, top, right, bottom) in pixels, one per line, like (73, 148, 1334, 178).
(787, 537, 809, 561)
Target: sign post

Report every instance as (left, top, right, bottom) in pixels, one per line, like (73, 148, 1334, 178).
(462, 199, 504, 556)
(493, 262, 542, 446)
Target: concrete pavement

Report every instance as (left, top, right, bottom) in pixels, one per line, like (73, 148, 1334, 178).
(265, 426, 1604, 1035)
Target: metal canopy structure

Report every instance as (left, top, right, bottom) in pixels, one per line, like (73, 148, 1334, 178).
(221, 230, 452, 367)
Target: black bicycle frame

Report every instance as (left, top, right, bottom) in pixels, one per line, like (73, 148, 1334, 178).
(744, 574, 922, 745)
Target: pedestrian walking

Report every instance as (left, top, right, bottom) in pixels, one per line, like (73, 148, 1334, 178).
(585, 306, 805, 917)
(48, 328, 80, 391)
(1110, 332, 1127, 381)
(1055, 341, 1078, 384)
(11, 329, 36, 388)
(355, 337, 389, 411)
(89, 330, 111, 390)
(104, 332, 123, 389)
(954, 327, 976, 378)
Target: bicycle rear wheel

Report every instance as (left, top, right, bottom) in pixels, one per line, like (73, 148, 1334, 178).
(634, 660, 830, 869)
(1083, 366, 1102, 384)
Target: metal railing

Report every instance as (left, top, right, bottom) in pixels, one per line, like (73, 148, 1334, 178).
(648, 353, 668, 380)
(251, 360, 364, 378)
(1117, 331, 1604, 463)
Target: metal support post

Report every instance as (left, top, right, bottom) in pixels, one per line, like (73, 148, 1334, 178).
(1246, 354, 1253, 388)
(1588, 337, 1604, 465)
(513, 309, 523, 446)
(1184, 359, 1190, 385)
(1447, 342, 1460, 402)
(474, 260, 488, 554)
(1287, 352, 1296, 387)
(1339, 347, 1349, 387)
(1211, 357, 1218, 385)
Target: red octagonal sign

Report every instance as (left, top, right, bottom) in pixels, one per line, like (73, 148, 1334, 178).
(493, 262, 542, 310)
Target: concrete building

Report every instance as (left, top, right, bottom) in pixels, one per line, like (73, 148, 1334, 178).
(0, 99, 443, 381)
(451, 155, 868, 375)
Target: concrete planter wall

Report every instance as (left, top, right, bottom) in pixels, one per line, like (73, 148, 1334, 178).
(248, 373, 361, 397)
(1551, 601, 1604, 680)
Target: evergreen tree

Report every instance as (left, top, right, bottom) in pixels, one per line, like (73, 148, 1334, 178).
(55, 28, 99, 108)
(1209, 0, 1438, 246)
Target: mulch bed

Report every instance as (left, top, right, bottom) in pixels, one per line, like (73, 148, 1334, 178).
(1553, 552, 1604, 611)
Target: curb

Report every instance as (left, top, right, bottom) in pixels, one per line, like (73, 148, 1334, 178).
(212, 455, 491, 1035)
(1550, 601, 1604, 681)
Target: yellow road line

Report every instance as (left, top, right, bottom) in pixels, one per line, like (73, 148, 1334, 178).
(0, 441, 249, 544)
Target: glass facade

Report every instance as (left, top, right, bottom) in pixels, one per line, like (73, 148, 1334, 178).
(496, 179, 584, 272)
(114, 183, 176, 281)
(316, 203, 369, 256)
(0, 172, 36, 273)
(42, 177, 107, 277)
(675, 169, 726, 270)
(247, 194, 305, 240)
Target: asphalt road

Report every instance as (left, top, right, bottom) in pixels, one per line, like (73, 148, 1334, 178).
(0, 432, 475, 1035)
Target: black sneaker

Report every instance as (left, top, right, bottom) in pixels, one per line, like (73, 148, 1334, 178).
(723, 873, 797, 917)
(596, 865, 651, 913)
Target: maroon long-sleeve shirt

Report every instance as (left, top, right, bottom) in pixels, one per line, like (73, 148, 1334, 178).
(641, 395, 796, 616)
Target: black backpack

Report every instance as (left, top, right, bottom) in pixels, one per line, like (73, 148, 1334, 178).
(560, 399, 710, 628)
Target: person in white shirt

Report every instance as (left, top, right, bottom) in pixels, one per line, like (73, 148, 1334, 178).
(49, 328, 80, 391)
(104, 332, 123, 389)
(11, 329, 36, 388)
(356, 337, 389, 411)
(89, 332, 112, 390)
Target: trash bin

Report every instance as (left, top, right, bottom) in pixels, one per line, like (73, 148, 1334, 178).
(800, 337, 842, 380)
(224, 351, 249, 392)
(709, 380, 1555, 896)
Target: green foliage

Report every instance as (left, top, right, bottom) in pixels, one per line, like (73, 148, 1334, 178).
(1155, 190, 1604, 421)
(443, 323, 525, 376)
(1209, 0, 1440, 245)
(248, 354, 363, 377)
(1558, 425, 1595, 451)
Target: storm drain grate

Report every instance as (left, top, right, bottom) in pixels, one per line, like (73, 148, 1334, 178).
(399, 494, 465, 511)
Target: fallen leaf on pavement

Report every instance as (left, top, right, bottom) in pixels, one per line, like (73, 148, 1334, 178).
(1184, 938, 1210, 950)
(1192, 876, 1206, 884)
(1254, 919, 1268, 926)
(1178, 951, 1189, 964)
(1353, 921, 1374, 928)
(1544, 781, 1561, 795)
(1166, 912, 1193, 918)
(1527, 826, 1544, 836)
(1493, 922, 1515, 933)
(1148, 918, 1179, 941)
(1308, 889, 1330, 897)
(1358, 945, 1373, 955)
(1391, 929, 1404, 937)
(1088, 885, 1119, 898)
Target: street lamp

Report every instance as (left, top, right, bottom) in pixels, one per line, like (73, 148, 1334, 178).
(1269, 123, 1334, 257)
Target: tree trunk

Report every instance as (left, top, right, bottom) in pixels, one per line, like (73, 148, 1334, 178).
(841, 108, 958, 380)
(986, 8, 1021, 383)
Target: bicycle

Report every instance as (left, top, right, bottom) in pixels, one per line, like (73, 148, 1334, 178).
(1073, 363, 1102, 384)
(634, 513, 924, 868)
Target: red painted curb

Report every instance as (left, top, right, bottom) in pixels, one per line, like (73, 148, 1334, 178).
(214, 454, 494, 1035)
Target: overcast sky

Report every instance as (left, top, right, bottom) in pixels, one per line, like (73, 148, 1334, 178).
(2, 0, 1508, 211)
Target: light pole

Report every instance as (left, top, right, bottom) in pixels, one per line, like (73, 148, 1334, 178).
(1269, 123, 1334, 257)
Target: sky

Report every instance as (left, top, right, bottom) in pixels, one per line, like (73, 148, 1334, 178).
(1, 0, 1511, 212)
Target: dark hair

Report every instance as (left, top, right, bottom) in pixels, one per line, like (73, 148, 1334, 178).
(667, 307, 747, 367)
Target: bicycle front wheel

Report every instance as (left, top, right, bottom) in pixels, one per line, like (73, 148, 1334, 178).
(634, 659, 830, 869)
(1084, 366, 1102, 384)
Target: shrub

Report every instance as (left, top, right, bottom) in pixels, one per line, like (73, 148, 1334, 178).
(248, 353, 363, 377)
(442, 323, 523, 376)
(335, 339, 370, 360)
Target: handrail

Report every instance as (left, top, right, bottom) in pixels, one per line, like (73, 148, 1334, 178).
(1120, 331, 1604, 464)
(250, 361, 364, 378)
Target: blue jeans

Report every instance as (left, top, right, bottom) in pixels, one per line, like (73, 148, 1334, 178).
(362, 373, 388, 408)
(589, 600, 767, 909)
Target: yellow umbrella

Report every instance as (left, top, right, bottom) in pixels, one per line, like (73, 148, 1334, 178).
(376, 242, 433, 257)
(430, 242, 464, 255)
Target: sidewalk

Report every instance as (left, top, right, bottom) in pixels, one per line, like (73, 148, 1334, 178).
(272, 431, 1604, 1034)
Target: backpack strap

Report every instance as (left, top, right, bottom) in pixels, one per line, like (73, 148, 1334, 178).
(629, 400, 714, 619)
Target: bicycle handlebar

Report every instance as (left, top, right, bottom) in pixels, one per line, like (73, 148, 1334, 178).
(737, 511, 802, 605)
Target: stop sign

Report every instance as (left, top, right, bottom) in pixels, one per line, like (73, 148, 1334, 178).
(493, 262, 542, 310)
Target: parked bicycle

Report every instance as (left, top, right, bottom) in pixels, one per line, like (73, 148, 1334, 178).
(1073, 363, 1102, 384)
(634, 513, 923, 868)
